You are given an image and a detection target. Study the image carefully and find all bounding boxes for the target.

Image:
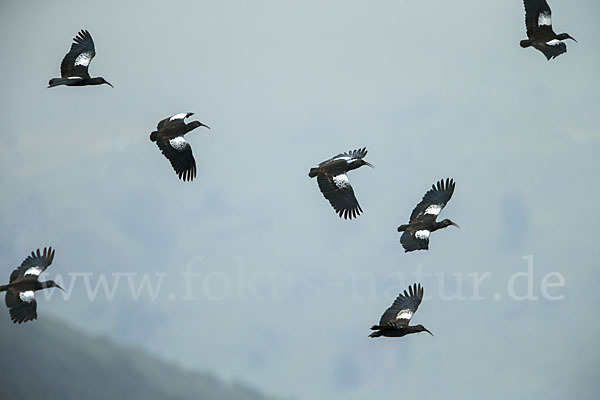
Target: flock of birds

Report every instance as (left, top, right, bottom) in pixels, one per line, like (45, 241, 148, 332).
(2, 0, 576, 339)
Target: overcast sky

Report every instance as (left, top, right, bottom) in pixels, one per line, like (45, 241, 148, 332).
(1, 1, 599, 399)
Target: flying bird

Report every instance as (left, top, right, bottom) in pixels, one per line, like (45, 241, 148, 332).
(48, 30, 113, 88)
(369, 283, 432, 338)
(150, 113, 210, 182)
(0, 247, 64, 324)
(308, 147, 373, 219)
(397, 178, 458, 252)
(520, 0, 576, 60)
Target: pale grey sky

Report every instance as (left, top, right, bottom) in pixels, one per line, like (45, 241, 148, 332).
(1, 1, 599, 399)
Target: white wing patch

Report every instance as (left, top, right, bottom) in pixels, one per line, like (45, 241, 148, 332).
(332, 174, 350, 189)
(67, 77, 83, 80)
(74, 52, 92, 67)
(19, 291, 35, 303)
(170, 113, 188, 121)
(169, 136, 188, 151)
(538, 11, 552, 27)
(415, 230, 430, 239)
(424, 204, 442, 215)
(395, 309, 413, 321)
(24, 266, 43, 277)
(546, 39, 561, 46)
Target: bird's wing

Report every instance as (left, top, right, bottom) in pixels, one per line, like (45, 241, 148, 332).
(524, 0, 554, 38)
(333, 147, 368, 160)
(60, 30, 96, 78)
(378, 283, 424, 327)
(317, 173, 362, 219)
(9, 247, 55, 283)
(156, 137, 197, 182)
(400, 229, 430, 252)
(409, 178, 455, 222)
(5, 289, 37, 323)
(535, 40, 567, 60)
(157, 113, 191, 131)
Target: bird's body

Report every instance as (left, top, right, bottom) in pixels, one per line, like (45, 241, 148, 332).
(397, 178, 458, 252)
(520, 0, 576, 60)
(369, 283, 432, 338)
(48, 30, 113, 88)
(0, 247, 64, 324)
(150, 112, 210, 182)
(309, 148, 373, 219)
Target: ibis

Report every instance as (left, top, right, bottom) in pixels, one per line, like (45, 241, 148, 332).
(308, 147, 373, 219)
(520, 0, 576, 60)
(369, 283, 432, 338)
(397, 178, 458, 252)
(48, 30, 113, 88)
(0, 247, 64, 324)
(150, 112, 210, 182)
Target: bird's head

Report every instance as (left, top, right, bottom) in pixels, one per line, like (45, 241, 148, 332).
(45, 280, 65, 292)
(440, 219, 460, 229)
(415, 325, 433, 336)
(189, 121, 211, 130)
(93, 77, 114, 88)
(349, 159, 374, 171)
(557, 33, 577, 42)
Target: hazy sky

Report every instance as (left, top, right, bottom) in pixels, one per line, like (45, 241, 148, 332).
(1, 1, 599, 399)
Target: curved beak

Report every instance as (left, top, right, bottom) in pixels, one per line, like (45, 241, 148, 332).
(363, 161, 374, 169)
(423, 328, 433, 336)
(56, 284, 65, 292)
(568, 35, 577, 43)
(200, 122, 211, 130)
(106, 81, 114, 88)
(451, 222, 460, 229)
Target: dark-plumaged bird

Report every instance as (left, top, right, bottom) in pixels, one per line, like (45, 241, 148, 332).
(397, 178, 458, 252)
(150, 112, 210, 182)
(308, 148, 373, 219)
(0, 247, 64, 324)
(369, 283, 432, 338)
(48, 30, 113, 88)
(520, 0, 576, 60)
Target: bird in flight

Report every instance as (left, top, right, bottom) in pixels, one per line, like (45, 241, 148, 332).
(0, 247, 64, 324)
(309, 148, 373, 219)
(397, 178, 459, 252)
(369, 283, 432, 338)
(150, 113, 210, 182)
(520, 0, 576, 60)
(48, 30, 113, 88)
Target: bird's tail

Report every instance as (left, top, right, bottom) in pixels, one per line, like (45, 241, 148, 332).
(0, 284, 8, 292)
(48, 78, 67, 88)
(308, 167, 319, 178)
(369, 328, 383, 338)
(397, 224, 409, 232)
(520, 39, 532, 48)
(150, 131, 158, 142)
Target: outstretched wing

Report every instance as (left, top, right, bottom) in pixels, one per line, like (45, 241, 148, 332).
(5, 289, 37, 324)
(333, 147, 368, 161)
(535, 40, 567, 60)
(156, 137, 197, 182)
(409, 178, 455, 222)
(400, 229, 430, 252)
(378, 283, 424, 327)
(317, 173, 362, 219)
(157, 113, 193, 131)
(9, 247, 55, 283)
(524, 0, 554, 38)
(60, 30, 96, 78)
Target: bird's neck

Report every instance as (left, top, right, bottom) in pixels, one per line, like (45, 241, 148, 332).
(404, 325, 423, 335)
(430, 221, 447, 232)
(39, 281, 54, 290)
